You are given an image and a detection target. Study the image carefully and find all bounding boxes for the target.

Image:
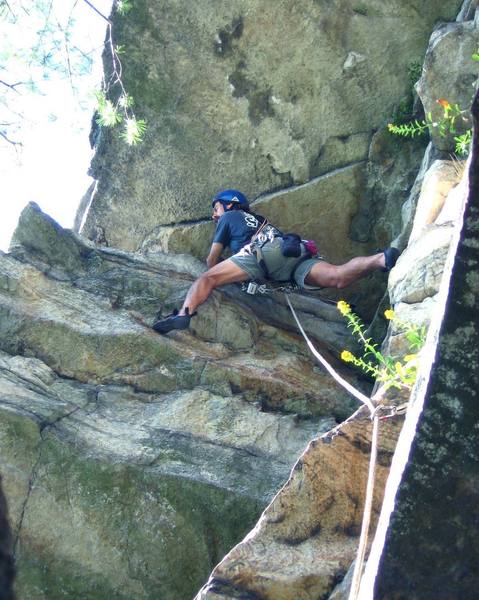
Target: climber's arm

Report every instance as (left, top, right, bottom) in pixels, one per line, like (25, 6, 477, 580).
(206, 242, 224, 269)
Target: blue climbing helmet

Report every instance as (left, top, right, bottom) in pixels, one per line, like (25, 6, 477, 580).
(211, 189, 249, 211)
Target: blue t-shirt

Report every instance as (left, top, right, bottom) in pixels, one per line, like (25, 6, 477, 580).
(213, 211, 280, 253)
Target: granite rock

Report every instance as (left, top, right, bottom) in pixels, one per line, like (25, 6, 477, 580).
(78, 0, 462, 251)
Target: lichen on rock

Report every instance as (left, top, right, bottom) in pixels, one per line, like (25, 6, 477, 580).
(0, 202, 365, 598)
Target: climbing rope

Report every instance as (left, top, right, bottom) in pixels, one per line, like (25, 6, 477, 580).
(284, 293, 387, 600)
(349, 408, 379, 600)
(284, 293, 376, 414)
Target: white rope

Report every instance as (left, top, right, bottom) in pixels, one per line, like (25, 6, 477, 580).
(284, 294, 375, 414)
(284, 293, 379, 600)
(348, 411, 379, 600)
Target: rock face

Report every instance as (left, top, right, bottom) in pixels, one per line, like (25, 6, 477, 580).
(0, 358, 293, 600)
(416, 17, 479, 152)
(1, 202, 370, 599)
(4, 149, 462, 597)
(191, 6, 476, 595)
(0, 476, 15, 600)
(389, 174, 462, 305)
(1, 3, 475, 600)
(361, 87, 479, 600)
(192, 155, 467, 600)
(1, 149, 465, 599)
(196, 418, 402, 600)
(78, 0, 461, 251)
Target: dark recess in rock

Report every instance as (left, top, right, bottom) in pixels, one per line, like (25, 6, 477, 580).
(0, 476, 15, 600)
(214, 17, 244, 56)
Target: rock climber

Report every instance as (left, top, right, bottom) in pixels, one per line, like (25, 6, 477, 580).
(152, 189, 399, 334)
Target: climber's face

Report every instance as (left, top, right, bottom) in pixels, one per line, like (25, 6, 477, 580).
(212, 201, 227, 222)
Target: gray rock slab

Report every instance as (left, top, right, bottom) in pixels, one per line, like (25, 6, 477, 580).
(362, 87, 479, 600)
(141, 220, 216, 262)
(78, 0, 462, 251)
(251, 164, 370, 264)
(0, 353, 328, 600)
(417, 19, 479, 152)
(195, 418, 401, 600)
(389, 225, 454, 304)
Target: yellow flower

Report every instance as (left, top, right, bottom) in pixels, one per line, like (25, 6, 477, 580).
(384, 309, 395, 320)
(394, 361, 405, 376)
(437, 98, 451, 109)
(337, 300, 351, 316)
(404, 354, 417, 363)
(341, 350, 355, 363)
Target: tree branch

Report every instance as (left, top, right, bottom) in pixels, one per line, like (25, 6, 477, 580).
(0, 130, 22, 147)
(0, 0, 15, 19)
(82, 0, 111, 23)
(0, 79, 24, 92)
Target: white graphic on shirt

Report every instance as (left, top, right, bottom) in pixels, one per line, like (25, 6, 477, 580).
(257, 224, 279, 244)
(244, 214, 259, 229)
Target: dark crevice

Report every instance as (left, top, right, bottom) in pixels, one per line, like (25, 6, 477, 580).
(12, 440, 43, 558)
(214, 17, 244, 57)
(207, 577, 263, 599)
(279, 522, 322, 546)
(144, 427, 287, 466)
(10, 388, 102, 564)
(38, 404, 84, 434)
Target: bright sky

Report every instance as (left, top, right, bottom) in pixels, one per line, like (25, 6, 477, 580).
(0, 0, 113, 251)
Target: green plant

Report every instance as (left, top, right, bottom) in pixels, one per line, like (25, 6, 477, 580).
(95, 90, 123, 126)
(353, 4, 368, 16)
(92, 0, 147, 145)
(454, 130, 472, 156)
(337, 301, 426, 391)
(407, 61, 422, 85)
(117, 0, 133, 15)
(388, 118, 430, 138)
(120, 116, 147, 145)
(388, 46, 479, 157)
(388, 98, 471, 156)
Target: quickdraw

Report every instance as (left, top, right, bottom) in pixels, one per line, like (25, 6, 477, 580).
(240, 280, 301, 295)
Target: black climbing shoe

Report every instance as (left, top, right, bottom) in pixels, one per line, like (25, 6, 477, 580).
(152, 308, 196, 334)
(382, 247, 400, 272)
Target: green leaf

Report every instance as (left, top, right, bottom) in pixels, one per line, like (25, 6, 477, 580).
(120, 117, 147, 145)
(96, 99, 122, 127)
(95, 90, 107, 109)
(388, 118, 429, 138)
(119, 93, 134, 108)
(454, 130, 472, 156)
(117, 0, 133, 15)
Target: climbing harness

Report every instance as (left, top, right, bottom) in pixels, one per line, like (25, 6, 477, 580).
(240, 278, 343, 311)
(240, 235, 330, 300)
(241, 280, 299, 295)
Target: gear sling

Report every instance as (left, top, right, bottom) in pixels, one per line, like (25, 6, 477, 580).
(249, 218, 318, 282)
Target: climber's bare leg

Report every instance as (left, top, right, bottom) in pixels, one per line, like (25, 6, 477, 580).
(180, 259, 250, 315)
(305, 253, 385, 288)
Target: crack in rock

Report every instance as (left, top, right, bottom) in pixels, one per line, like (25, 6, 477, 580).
(12, 438, 43, 558)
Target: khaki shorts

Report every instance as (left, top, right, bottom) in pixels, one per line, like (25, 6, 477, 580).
(230, 238, 323, 288)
